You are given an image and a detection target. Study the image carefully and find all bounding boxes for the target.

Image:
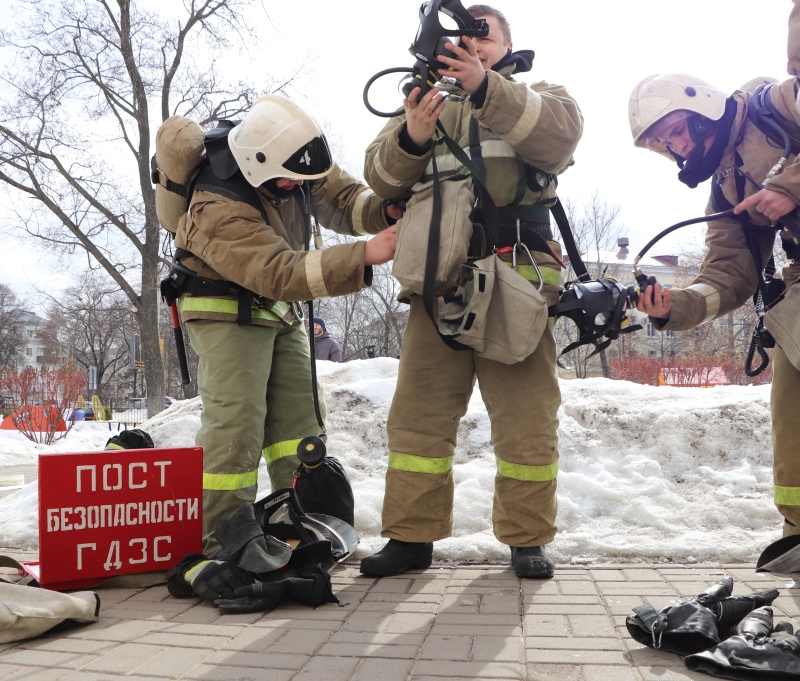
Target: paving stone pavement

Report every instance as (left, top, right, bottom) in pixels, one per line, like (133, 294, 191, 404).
(2, 550, 799, 681)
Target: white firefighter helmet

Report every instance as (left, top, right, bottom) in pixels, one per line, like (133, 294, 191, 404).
(628, 73, 727, 156)
(228, 95, 333, 187)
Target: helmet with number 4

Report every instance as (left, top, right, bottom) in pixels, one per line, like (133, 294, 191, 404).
(228, 95, 334, 187)
(628, 74, 727, 156)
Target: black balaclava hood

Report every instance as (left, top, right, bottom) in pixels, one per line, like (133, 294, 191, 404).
(674, 97, 738, 189)
(263, 178, 303, 198)
(492, 48, 535, 75)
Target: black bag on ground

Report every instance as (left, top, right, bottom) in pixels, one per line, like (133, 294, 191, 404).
(626, 577, 780, 655)
(292, 436, 355, 527)
(685, 606, 800, 679)
(105, 428, 154, 450)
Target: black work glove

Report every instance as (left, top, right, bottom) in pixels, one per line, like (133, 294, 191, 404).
(215, 579, 288, 615)
(626, 577, 779, 655)
(215, 563, 339, 614)
(685, 607, 800, 679)
(166, 554, 255, 603)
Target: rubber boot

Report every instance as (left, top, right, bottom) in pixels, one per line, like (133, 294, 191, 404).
(359, 539, 433, 577)
(510, 546, 555, 579)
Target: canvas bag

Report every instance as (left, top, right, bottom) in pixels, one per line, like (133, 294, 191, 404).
(437, 254, 548, 364)
(392, 175, 475, 294)
(152, 115, 206, 234)
(0, 556, 100, 643)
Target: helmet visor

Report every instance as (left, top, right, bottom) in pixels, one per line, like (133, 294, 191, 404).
(643, 110, 693, 154)
(283, 135, 333, 178)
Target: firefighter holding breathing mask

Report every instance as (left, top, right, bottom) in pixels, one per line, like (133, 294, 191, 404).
(629, 71, 800, 543)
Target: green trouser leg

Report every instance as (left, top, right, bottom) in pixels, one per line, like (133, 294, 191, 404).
(187, 320, 325, 555)
(771, 346, 800, 535)
(262, 321, 327, 488)
(383, 296, 559, 546)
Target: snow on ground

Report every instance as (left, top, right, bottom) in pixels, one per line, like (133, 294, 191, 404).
(0, 358, 778, 565)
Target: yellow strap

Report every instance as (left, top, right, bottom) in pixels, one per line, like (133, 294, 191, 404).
(496, 456, 558, 482)
(775, 485, 800, 506)
(203, 469, 259, 491)
(263, 439, 303, 464)
(388, 451, 453, 475)
(178, 296, 290, 322)
(509, 262, 561, 287)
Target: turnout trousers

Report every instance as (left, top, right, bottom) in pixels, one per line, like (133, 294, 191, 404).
(772, 345, 800, 536)
(186, 319, 326, 553)
(382, 295, 561, 546)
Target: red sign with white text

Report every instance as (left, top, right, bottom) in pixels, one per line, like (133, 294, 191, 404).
(36, 447, 203, 590)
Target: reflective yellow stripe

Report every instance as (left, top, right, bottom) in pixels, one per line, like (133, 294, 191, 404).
(184, 560, 212, 583)
(496, 456, 558, 482)
(203, 469, 259, 491)
(105, 443, 125, 450)
(178, 296, 290, 321)
(264, 439, 303, 464)
(388, 451, 453, 474)
(507, 262, 561, 287)
(775, 485, 800, 506)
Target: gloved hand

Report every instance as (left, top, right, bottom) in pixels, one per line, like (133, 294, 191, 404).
(214, 563, 339, 615)
(166, 554, 255, 603)
(685, 606, 800, 679)
(626, 577, 780, 655)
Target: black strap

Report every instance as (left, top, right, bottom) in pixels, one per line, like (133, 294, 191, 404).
(550, 198, 590, 282)
(748, 83, 800, 156)
(710, 156, 775, 376)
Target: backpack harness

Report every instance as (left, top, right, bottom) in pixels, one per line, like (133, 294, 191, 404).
(158, 123, 301, 325)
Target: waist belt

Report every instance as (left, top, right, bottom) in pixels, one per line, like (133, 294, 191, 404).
(471, 206, 554, 258)
(161, 251, 280, 326)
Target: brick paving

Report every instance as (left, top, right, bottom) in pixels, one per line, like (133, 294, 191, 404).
(2, 552, 798, 681)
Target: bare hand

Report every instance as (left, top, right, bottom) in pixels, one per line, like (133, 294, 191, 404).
(636, 283, 672, 320)
(436, 36, 487, 94)
(385, 203, 404, 222)
(405, 86, 446, 146)
(734, 188, 798, 221)
(364, 226, 396, 266)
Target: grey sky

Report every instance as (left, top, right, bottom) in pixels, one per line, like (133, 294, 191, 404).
(0, 0, 793, 303)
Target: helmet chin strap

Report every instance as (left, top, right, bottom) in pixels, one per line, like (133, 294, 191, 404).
(676, 98, 738, 189)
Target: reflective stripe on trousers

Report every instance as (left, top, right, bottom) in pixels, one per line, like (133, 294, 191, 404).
(382, 296, 561, 546)
(387, 451, 558, 482)
(771, 345, 800, 528)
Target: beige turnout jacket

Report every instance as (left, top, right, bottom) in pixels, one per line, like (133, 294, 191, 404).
(364, 68, 582, 208)
(174, 163, 390, 325)
(658, 78, 800, 332)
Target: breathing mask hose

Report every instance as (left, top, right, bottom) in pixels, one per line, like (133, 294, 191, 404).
(363, 67, 415, 118)
(632, 209, 736, 285)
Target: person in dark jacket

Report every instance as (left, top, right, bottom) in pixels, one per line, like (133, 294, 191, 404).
(313, 317, 342, 362)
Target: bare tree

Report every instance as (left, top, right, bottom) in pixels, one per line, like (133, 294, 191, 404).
(0, 0, 288, 417)
(0, 283, 26, 368)
(38, 273, 133, 404)
(313, 232, 407, 361)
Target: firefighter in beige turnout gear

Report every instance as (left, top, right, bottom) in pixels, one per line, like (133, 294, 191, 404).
(359, 5, 583, 579)
(629, 72, 800, 539)
(174, 96, 398, 554)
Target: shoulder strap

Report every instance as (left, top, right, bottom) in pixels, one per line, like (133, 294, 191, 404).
(192, 161, 269, 225)
(748, 83, 800, 156)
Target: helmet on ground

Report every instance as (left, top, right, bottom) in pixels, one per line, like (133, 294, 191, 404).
(628, 74, 727, 156)
(254, 488, 359, 568)
(228, 95, 334, 187)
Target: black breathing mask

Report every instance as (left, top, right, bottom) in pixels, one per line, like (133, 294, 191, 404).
(363, 0, 488, 118)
